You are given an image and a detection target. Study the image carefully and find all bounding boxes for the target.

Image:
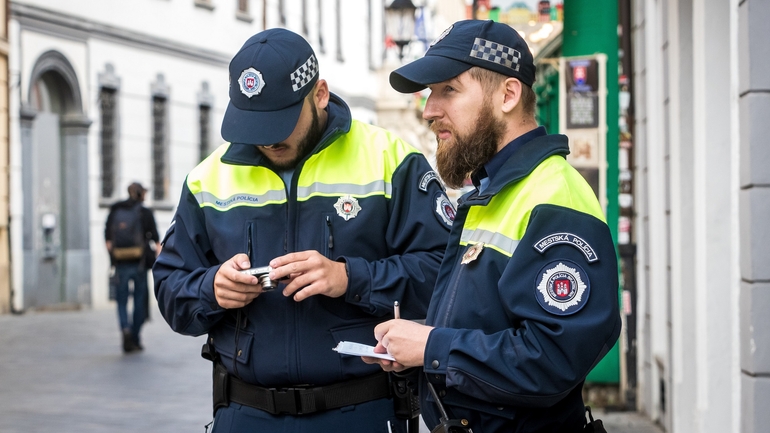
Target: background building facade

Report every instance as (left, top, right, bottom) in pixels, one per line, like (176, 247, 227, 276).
(7, 0, 393, 312)
(631, 0, 769, 431)
(0, 0, 9, 314)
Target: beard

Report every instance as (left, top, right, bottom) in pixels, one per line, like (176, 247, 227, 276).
(268, 104, 324, 171)
(433, 102, 505, 189)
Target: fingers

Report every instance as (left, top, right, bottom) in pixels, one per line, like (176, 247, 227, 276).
(269, 251, 347, 301)
(268, 251, 309, 275)
(372, 319, 432, 368)
(360, 356, 407, 372)
(214, 254, 264, 309)
(374, 320, 394, 343)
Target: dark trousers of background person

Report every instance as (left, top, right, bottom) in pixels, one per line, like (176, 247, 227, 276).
(114, 261, 148, 351)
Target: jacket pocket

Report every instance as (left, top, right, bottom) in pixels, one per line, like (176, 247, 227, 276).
(210, 322, 254, 367)
(330, 319, 383, 377)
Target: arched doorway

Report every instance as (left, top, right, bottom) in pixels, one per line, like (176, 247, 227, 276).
(20, 51, 91, 309)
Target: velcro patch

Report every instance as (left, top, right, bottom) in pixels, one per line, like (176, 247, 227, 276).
(433, 192, 455, 228)
(535, 260, 590, 316)
(533, 232, 598, 263)
(419, 170, 442, 192)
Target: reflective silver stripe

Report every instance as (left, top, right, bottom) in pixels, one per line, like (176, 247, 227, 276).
(296, 180, 392, 199)
(194, 190, 286, 210)
(460, 228, 520, 257)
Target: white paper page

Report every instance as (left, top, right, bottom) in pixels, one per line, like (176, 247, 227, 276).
(333, 341, 396, 361)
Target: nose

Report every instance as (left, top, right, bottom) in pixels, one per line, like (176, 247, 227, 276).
(422, 93, 441, 121)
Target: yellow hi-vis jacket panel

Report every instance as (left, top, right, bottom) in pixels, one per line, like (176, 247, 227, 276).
(461, 155, 606, 257)
(186, 120, 420, 211)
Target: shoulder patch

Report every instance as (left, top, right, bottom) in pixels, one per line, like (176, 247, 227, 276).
(535, 260, 590, 316)
(433, 192, 455, 228)
(533, 232, 599, 263)
(419, 170, 442, 192)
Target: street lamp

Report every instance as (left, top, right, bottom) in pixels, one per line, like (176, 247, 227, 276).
(385, 0, 417, 61)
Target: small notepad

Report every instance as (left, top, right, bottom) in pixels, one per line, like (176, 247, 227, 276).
(333, 341, 396, 361)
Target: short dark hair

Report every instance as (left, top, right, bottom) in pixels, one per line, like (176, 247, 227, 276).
(467, 66, 537, 118)
(127, 182, 147, 200)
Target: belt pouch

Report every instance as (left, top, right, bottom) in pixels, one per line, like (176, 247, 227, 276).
(392, 375, 420, 420)
(212, 362, 230, 416)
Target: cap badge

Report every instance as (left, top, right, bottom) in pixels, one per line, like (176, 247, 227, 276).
(238, 67, 266, 98)
(536, 261, 590, 315)
(334, 195, 361, 221)
(461, 243, 484, 265)
(430, 24, 453, 47)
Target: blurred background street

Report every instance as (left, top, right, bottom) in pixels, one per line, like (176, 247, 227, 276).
(1, 0, 768, 431)
(0, 308, 663, 433)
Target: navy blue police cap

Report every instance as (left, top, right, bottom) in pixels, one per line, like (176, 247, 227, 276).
(222, 28, 319, 146)
(390, 20, 535, 93)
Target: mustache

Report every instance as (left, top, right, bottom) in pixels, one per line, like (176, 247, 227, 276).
(428, 120, 451, 135)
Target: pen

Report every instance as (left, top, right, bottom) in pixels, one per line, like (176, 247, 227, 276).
(394, 301, 400, 320)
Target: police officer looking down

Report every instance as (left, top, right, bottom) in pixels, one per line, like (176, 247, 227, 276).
(153, 28, 452, 432)
(363, 20, 621, 433)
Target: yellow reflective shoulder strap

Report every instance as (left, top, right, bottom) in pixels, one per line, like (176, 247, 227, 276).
(296, 120, 420, 201)
(462, 155, 605, 257)
(187, 143, 287, 211)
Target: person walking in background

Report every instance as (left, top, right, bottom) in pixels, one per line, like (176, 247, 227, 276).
(105, 182, 161, 353)
(365, 20, 620, 433)
(153, 28, 451, 432)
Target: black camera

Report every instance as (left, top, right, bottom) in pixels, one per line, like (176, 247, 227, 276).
(239, 266, 283, 291)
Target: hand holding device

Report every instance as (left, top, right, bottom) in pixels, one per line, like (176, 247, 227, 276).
(239, 266, 285, 291)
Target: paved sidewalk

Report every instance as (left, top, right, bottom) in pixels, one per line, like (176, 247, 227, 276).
(0, 307, 663, 433)
(0, 308, 211, 433)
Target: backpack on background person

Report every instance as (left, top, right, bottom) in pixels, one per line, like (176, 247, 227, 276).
(109, 203, 145, 261)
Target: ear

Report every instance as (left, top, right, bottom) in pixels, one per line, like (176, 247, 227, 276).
(501, 78, 523, 114)
(313, 79, 330, 110)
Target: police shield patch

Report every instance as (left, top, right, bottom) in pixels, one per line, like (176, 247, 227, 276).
(238, 67, 266, 98)
(535, 260, 590, 315)
(433, 192, 455, 228)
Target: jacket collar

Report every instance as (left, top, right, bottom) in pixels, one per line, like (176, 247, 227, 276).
(460, 134, 570, 205)
(220, 92, 352, 167)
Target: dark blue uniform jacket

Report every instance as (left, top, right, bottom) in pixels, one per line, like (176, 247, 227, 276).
(153, 95, 451, 389)
(420, 133, 621, 433)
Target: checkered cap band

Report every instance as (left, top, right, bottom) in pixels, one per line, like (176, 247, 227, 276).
(469, 38, 521, 72)
(290, 54, 319, 92)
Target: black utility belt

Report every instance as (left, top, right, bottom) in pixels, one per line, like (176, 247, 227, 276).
(213, 362, 391, 416)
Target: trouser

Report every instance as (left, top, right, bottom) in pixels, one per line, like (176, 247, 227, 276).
(209, 398, 408, 433)
(114, 261, 148, 342)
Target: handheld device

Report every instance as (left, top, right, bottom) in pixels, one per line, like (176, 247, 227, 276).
(239, 266, 284, 291)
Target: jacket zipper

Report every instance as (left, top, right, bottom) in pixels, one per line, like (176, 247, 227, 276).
(247, 224, 253, 262)
(326, 216, 334, 250)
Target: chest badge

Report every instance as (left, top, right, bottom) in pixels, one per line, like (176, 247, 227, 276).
(461, 243, 485, 264)
(334, 195, 361, 221)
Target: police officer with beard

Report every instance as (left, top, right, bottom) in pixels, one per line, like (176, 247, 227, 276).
(365, 20, 620, 433)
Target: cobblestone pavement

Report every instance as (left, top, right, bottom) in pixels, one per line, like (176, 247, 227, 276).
(0, 307, 663, 433)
